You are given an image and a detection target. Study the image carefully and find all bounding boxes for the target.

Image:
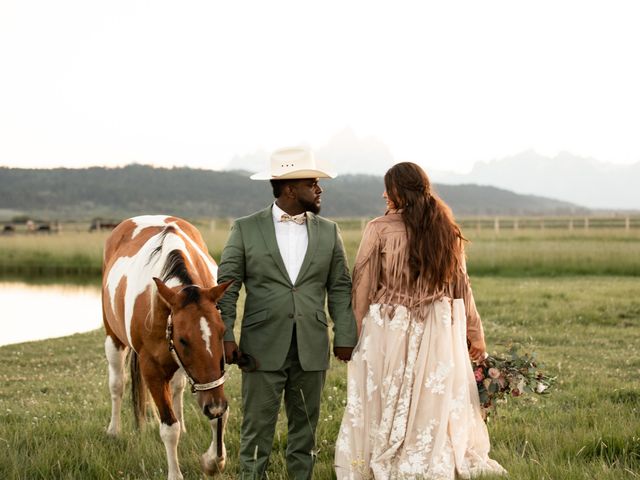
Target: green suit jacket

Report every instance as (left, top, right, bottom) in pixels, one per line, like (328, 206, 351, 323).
(217, 206, 358, 371)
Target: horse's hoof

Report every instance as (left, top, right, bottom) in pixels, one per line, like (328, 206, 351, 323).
(200, 454, 225, 477)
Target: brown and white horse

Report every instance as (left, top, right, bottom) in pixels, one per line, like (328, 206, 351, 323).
(102, 215, 232, 480)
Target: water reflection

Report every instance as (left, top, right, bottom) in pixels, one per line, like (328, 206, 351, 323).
(0, 281, 101, 346)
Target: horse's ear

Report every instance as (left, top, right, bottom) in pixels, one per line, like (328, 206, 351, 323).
(153, 277, 177, 308)
(207, 280, 234, 303)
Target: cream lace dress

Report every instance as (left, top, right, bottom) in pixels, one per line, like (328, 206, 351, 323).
(334, 212, 506, 480)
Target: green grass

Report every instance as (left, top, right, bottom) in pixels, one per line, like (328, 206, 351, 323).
(1, 276, 639, 479)
(464, 230, 640, 276)
(0, 231, 108, 276)
(1, 224, 639, 277)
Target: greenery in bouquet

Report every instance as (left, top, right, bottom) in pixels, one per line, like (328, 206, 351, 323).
(473, 344, 556, 420)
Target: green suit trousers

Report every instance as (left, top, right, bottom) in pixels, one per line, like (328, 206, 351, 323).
(239, 327, 325, 479)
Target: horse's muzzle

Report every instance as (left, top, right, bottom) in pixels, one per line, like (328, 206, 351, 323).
(203, 400, 228, 420)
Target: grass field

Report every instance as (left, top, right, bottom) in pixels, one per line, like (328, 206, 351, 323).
(1, 222, 640, 277)
(0, 222, 639, 479)
(1, 276, 639, 479)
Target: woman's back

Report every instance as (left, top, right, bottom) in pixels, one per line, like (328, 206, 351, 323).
(352, 211, 440, 319)
(335, 162, 505, 479)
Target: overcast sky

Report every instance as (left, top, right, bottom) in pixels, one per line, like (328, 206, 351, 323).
(1, 0, 639, 174)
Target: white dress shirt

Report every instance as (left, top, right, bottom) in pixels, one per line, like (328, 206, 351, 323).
(272, 202, 308, 284)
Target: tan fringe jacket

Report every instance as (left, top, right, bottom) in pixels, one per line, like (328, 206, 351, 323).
(352, 211, 485, 345)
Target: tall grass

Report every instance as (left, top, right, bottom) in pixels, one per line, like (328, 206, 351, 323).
(464, 229, 640, 276)
(0, 231, 108, 276)
(1, 224, 639, 277)
(1, 276, 639, 479)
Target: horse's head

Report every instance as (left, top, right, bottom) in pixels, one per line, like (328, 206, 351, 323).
(153, 277, 233, 420)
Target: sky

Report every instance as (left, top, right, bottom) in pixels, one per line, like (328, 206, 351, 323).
(1, 0, 640, 174)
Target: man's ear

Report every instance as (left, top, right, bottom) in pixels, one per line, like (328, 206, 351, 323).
(284, 182, 297, 199)
(153, 277, 177, 308)
(207, 280, 234, 303)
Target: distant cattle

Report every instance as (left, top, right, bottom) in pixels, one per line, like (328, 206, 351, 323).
(2, 225, 15, 235)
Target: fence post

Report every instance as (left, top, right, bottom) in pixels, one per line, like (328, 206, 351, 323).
(494, 217, 500, 233)
(626, 217, 630, 232)
(584, 217, 589, 231)
(514, 218, 519, 231)
(569, 218, 574, 231)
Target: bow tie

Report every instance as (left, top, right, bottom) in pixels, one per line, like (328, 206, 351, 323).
(279, 213, 306, 225)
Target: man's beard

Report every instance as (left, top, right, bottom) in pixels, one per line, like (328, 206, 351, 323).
(300, 198, 321, 214)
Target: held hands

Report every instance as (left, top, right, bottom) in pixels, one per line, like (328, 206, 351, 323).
(468, 338, 487, 364)
(334, 346, 354, 362)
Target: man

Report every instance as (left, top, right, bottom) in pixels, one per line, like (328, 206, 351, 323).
(217, 146, 358, 479)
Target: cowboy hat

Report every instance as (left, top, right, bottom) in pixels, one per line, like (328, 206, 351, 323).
(250, 146, 336, 180)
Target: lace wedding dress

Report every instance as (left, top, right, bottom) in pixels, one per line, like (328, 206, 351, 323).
(334, 298, 506, 479)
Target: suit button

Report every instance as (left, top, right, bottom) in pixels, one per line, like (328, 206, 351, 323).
(292, 288, 297, 292)
(288, 313, 294, 318)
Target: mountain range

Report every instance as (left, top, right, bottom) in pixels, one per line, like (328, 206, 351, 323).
(226, 130, 639, 210)
(429, 150, 640, 210)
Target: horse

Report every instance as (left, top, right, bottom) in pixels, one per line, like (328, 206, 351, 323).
(101, 215, 232, 480)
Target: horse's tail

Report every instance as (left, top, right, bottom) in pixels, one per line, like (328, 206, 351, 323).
(130, 350, 147, 429)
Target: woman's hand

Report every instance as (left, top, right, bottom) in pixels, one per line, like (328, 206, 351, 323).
(468, 338, 487, 364)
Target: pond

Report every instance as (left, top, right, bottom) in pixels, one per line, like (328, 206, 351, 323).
(0, 281, 102, 346)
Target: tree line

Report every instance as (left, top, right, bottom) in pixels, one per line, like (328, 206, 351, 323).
(0, 165, 587, 221)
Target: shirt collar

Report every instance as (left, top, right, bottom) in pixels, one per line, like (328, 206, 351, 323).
(272, 202, 307, 222)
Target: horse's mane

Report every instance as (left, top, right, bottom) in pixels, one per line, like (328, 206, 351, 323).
(149, 226, 200, 307)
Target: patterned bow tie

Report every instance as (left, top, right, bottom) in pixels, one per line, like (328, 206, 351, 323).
(280, 213, 306, 225)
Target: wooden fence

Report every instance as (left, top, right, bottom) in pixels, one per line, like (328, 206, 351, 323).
(335, 216, 640, 233)
(457, 216, 640, 232)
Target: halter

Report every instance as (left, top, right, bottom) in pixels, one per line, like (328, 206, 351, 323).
(166, 313, 227, 393)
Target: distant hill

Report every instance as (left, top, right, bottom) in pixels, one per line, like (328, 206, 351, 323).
(0, 165, 587, 221)
(430, 150, 640, 210)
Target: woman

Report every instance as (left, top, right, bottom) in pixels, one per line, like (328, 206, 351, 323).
(335, 163, 505, 479)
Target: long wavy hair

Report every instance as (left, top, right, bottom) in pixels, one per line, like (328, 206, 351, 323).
(384, 162, 466, 291)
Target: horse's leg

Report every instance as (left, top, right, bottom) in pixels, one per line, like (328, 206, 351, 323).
(142, 363, 183, 480)
(169, 370, 187, 433)
(200, 407, 228, 477)
(104, 335, 127, 436)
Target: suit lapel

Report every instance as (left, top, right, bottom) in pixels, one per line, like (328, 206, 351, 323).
(295, 212, 318, 286)
(257, 206, 291, 284)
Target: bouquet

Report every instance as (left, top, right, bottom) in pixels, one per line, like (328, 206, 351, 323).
(473, 345, 556, 420)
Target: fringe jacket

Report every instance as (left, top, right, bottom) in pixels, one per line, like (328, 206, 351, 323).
(352, 210, 485, 345)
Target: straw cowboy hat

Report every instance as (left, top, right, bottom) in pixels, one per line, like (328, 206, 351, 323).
(250, 146, 336, 180)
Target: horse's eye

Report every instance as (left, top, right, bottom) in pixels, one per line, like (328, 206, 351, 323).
(179, 338, 189, 347)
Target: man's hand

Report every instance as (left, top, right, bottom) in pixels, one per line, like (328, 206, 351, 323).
(333, 346, 354, 362)
(224, 341, 240, 364)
